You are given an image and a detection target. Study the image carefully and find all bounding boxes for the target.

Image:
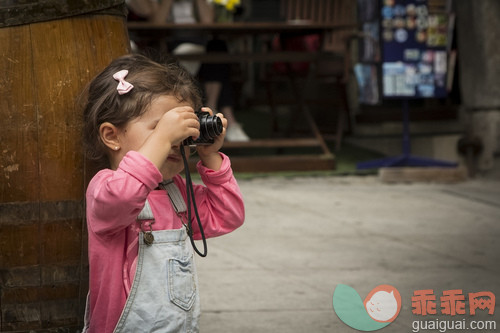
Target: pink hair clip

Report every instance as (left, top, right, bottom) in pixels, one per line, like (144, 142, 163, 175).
(113, 69, 134, 95)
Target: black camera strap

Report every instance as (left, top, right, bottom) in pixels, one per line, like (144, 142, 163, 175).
(138, 158, 208, 257)
(179, 143, 208, 257)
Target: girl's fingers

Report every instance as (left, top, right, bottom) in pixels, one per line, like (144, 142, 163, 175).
(200, 106, 213, 115)
(215, 113, 228, 129)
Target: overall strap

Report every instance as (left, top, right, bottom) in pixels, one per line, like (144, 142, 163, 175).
(137, 201, 154, 220)
(159, 179, 187, 214)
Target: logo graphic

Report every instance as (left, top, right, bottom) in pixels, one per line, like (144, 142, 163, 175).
(333, 284, 402, 331)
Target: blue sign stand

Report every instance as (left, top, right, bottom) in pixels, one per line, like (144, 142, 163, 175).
(356, 0, 457, 170)
(357, 99, 457, 169)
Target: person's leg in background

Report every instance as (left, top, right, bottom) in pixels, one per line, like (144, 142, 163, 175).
(199, 38, 250, 142)
(203, 80, 249, 142)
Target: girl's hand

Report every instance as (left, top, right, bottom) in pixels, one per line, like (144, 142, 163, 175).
(196, 107, 226, 170)
(138, 105, 199, 172)
(157, 106, 200, 146)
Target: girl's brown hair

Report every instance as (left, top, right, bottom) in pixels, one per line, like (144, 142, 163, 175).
(82, 53, 202, 167)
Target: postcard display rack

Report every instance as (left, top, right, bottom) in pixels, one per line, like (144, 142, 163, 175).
(356, 0, 457, 169)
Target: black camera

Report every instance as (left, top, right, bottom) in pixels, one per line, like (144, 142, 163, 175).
(183, 111, 223, 146)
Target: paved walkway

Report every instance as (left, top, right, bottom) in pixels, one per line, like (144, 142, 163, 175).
(196, 175, 500, 333)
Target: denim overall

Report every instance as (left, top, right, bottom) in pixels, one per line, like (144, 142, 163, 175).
(84, 181, 201, 333)
(113, 227, 200, 333)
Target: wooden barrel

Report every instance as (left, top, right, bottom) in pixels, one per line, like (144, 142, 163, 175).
(0, 1, 130, 331)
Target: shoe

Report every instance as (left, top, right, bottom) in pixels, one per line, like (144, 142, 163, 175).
(226, 123, 250, 142)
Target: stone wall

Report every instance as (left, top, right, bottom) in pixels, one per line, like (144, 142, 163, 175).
(455, 0, 500, 171)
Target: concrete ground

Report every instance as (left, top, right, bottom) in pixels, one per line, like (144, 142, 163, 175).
(195, 173, 500, 333)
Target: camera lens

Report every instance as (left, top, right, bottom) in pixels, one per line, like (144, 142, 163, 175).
(199, 113, 223, 140)
(183, 111, 223, 146)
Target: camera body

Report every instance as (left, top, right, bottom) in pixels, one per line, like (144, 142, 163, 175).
(183, 111, 223, 146)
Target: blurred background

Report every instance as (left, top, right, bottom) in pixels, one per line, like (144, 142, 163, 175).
(125, 0, 500, 178)
(1, 0, 499, 331)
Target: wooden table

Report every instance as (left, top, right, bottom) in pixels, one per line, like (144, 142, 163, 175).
(128, 21, 356, 172)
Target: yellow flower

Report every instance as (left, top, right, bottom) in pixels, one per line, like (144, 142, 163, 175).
(226, 0, 240, 11)
(208, 0, 240, 11)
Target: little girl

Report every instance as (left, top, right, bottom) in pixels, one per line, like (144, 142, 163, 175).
(81, 54, 245, 333)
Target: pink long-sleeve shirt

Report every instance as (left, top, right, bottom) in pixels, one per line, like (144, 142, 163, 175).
(85, 151, 244, 333)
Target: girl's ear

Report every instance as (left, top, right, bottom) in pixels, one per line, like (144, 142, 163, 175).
(99, 122, 121, 151)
